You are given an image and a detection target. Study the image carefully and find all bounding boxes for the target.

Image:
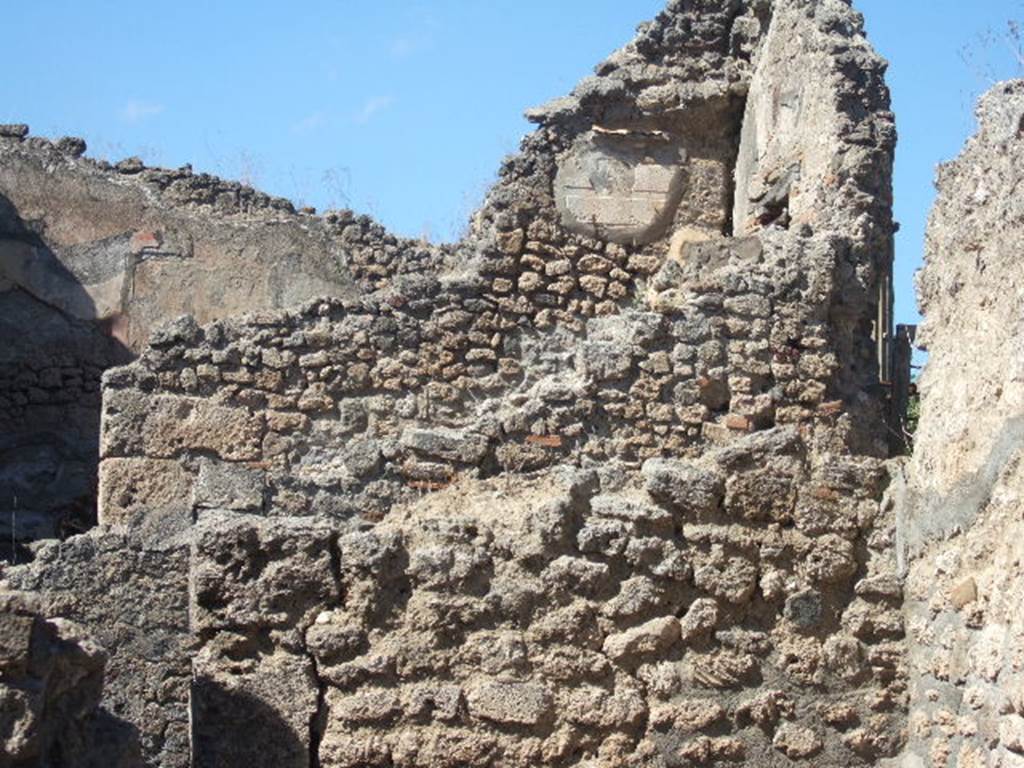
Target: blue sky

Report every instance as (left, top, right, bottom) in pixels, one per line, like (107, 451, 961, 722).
(2, 1, 1022, 326)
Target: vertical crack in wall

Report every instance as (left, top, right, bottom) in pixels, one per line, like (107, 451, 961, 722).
(306, 645, 328, 768)
(306, 532, 343, 768)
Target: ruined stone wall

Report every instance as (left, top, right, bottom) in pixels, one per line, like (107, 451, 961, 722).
(97, 0, 895, 529)
(0, 128, 448, 349)
(900, 80, 1024, 768)
(0, 123, 448, 546)
(95, 231, 864, 531)
(1, 1, 905, 766)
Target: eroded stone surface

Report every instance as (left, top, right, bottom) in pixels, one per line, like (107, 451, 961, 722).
(0, 594, 108, 766)
(0, 1, 906, 766)
(900, 80, 1024, 768)
(554, 131, 687, 245)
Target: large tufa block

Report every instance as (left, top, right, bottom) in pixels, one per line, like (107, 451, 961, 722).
(101, 389, 264, 461)
(554, 130, 686, 245)
(97, 456, 193, 526)
(190, 515, 340, 768)
(190, 514, 339, 633)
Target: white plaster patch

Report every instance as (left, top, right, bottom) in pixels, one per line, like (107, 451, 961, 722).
(554, 130, 686, 245)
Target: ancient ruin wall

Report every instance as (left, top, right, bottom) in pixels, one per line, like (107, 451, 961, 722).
(97, 0, 896, 530)
(900, 80, 1024, 768)
(2, 1, 904, 766)
(0, 132, 450, 351)
(0, 119, 447, 547)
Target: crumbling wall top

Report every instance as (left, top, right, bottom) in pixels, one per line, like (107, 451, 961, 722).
(1, 2, 906, 766)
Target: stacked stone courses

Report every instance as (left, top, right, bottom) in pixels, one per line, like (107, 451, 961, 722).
(0, 1, 915, 766)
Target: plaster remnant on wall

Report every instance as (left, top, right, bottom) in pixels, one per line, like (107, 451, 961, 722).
(555, 130, 687, 245)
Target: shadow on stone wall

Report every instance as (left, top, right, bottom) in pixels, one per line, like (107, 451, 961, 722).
(75, 709, 144, 768)
(0, 597, 145, 768)
(190, 678, 308, 768)
(0, 192, 131, 559)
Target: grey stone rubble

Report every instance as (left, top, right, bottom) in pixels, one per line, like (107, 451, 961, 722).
(17, 0, 1024, 766)
(0, 592, 111, 765)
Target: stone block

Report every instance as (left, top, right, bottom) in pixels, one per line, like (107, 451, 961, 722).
(784, 589, 823, 629)
(102, 391, 263, 461)
(97, 457, 193, 525)
(399, 427, 490, 465)
(0, 612, 36, 676)
(191, 514, 339, 633)
(679, 598, 719, 642)
(603, 616, 681, 664)
(773, 723, 823, 759)
(465, 680, 553, 726)
(327, 688, 402, 725)
(578, 340, 633, 381)
(642, 458, 725, 518)
(554, 130, 686, 245)
(693, 556, 758, 605)
(193, 459, 264, 512)
(589, 494, 673, 534)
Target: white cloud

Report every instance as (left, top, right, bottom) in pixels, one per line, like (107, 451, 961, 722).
(353, 96, 395, 125)
(119, 100, 164, 124)
(291, 111, 328, 135)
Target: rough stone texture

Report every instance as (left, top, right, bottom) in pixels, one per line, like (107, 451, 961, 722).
(2, 532, 191, 767)
(0, 593, 109, 767)
(190, 514, 335, 768)
(305, 461, 900, 766)
(0, 122, 448, 547)
(0, 1, 906, 766)
(900, 80, 1024, 768)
